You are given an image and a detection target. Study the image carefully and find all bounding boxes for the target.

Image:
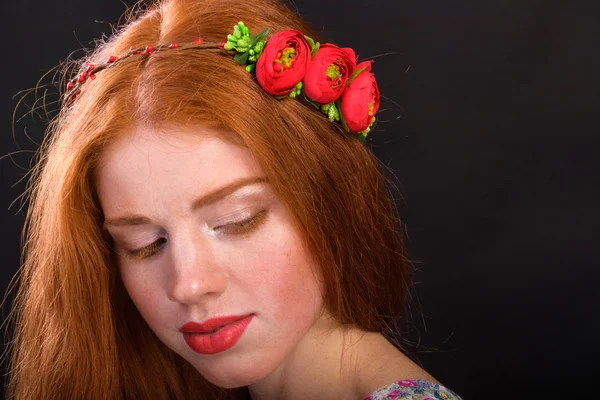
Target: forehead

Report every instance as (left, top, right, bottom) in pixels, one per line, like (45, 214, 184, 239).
(95, 125, 264, 212)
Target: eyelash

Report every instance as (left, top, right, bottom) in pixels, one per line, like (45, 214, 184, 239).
(124, 210, 268, 262)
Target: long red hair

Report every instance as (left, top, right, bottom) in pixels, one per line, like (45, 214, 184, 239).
(5, 0, 410, 398)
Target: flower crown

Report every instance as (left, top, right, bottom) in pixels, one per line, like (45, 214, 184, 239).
(65, 21, 380, 142)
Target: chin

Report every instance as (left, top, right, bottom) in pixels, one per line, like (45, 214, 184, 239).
(192, 357, 275, 389)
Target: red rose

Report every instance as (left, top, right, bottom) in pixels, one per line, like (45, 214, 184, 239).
(255, 30, 311, 96)
(302, 44, 356, 104)
(340, 61, 380, 133)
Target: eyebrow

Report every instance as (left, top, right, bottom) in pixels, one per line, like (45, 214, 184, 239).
(103, 176, 269, 229)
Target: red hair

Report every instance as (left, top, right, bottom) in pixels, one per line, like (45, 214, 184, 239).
(5, 0, 410, 398)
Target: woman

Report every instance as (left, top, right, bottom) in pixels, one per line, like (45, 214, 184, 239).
(5, 0, 462, 398)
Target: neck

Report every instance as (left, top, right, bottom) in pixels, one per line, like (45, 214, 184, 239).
(246, 317, 412, 400)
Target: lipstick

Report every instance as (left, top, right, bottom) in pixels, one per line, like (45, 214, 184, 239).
(181, 314, 254, 354)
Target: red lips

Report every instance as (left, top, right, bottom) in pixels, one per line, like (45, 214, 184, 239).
(181, 314, 252, 333)
(181, 314, 255, 354)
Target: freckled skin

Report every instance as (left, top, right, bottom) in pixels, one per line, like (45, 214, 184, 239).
(96, 126, 326, 389)
(96, 125, 436, 399)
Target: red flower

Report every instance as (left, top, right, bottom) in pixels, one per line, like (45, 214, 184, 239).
(340, 61, 380, 133)
(303, 44, 356, 104)
(256, 30, 311, 96)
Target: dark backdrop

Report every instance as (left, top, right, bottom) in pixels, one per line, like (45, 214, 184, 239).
(2, 0, 598, 398)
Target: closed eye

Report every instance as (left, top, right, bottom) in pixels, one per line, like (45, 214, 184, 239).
(216, 210, 267, 235)
(124, 210, 268, 262)
(125, 237, 167, 262)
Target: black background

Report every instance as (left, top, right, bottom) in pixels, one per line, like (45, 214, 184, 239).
(2, 0, 599, 398)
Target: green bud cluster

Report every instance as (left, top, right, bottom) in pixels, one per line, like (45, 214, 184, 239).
(321, 102, 340, 122)
(289, 82, 303, 99)
(224, 22, 251, 52)
(247, 41, 265, 63)
(225, 21, 270, 70)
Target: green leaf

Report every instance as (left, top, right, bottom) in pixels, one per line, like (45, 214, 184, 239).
(347, 67, 366, 86)
(341, 119, 350, 133)
(302, 92, 321, 110)
(311, 41, 320, 58)
(251, 27, 270, 47)
(304, 35, 315, 48)
(304, 35, 321, 57)
(336, 99, 351, 133)
(234, 51, 250, 65)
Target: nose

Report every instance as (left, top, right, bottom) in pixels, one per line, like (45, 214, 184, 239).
(166, 235, 228, 305)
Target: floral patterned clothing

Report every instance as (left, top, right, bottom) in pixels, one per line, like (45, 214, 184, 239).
(365, 379, 462, 400)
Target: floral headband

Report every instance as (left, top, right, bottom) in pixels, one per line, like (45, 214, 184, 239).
(65, 21, 380, 142)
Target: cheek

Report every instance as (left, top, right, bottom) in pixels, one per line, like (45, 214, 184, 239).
(242, 224, 324, 328)
(119, 266, 165, 326)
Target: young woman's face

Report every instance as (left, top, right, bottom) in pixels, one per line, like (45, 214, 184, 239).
(96, 125, 325, 388)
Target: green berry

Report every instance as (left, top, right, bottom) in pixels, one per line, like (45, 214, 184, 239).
(328, 106, 336, 121)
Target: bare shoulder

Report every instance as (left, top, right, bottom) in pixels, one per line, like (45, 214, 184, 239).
(346, 330, 438, 398)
